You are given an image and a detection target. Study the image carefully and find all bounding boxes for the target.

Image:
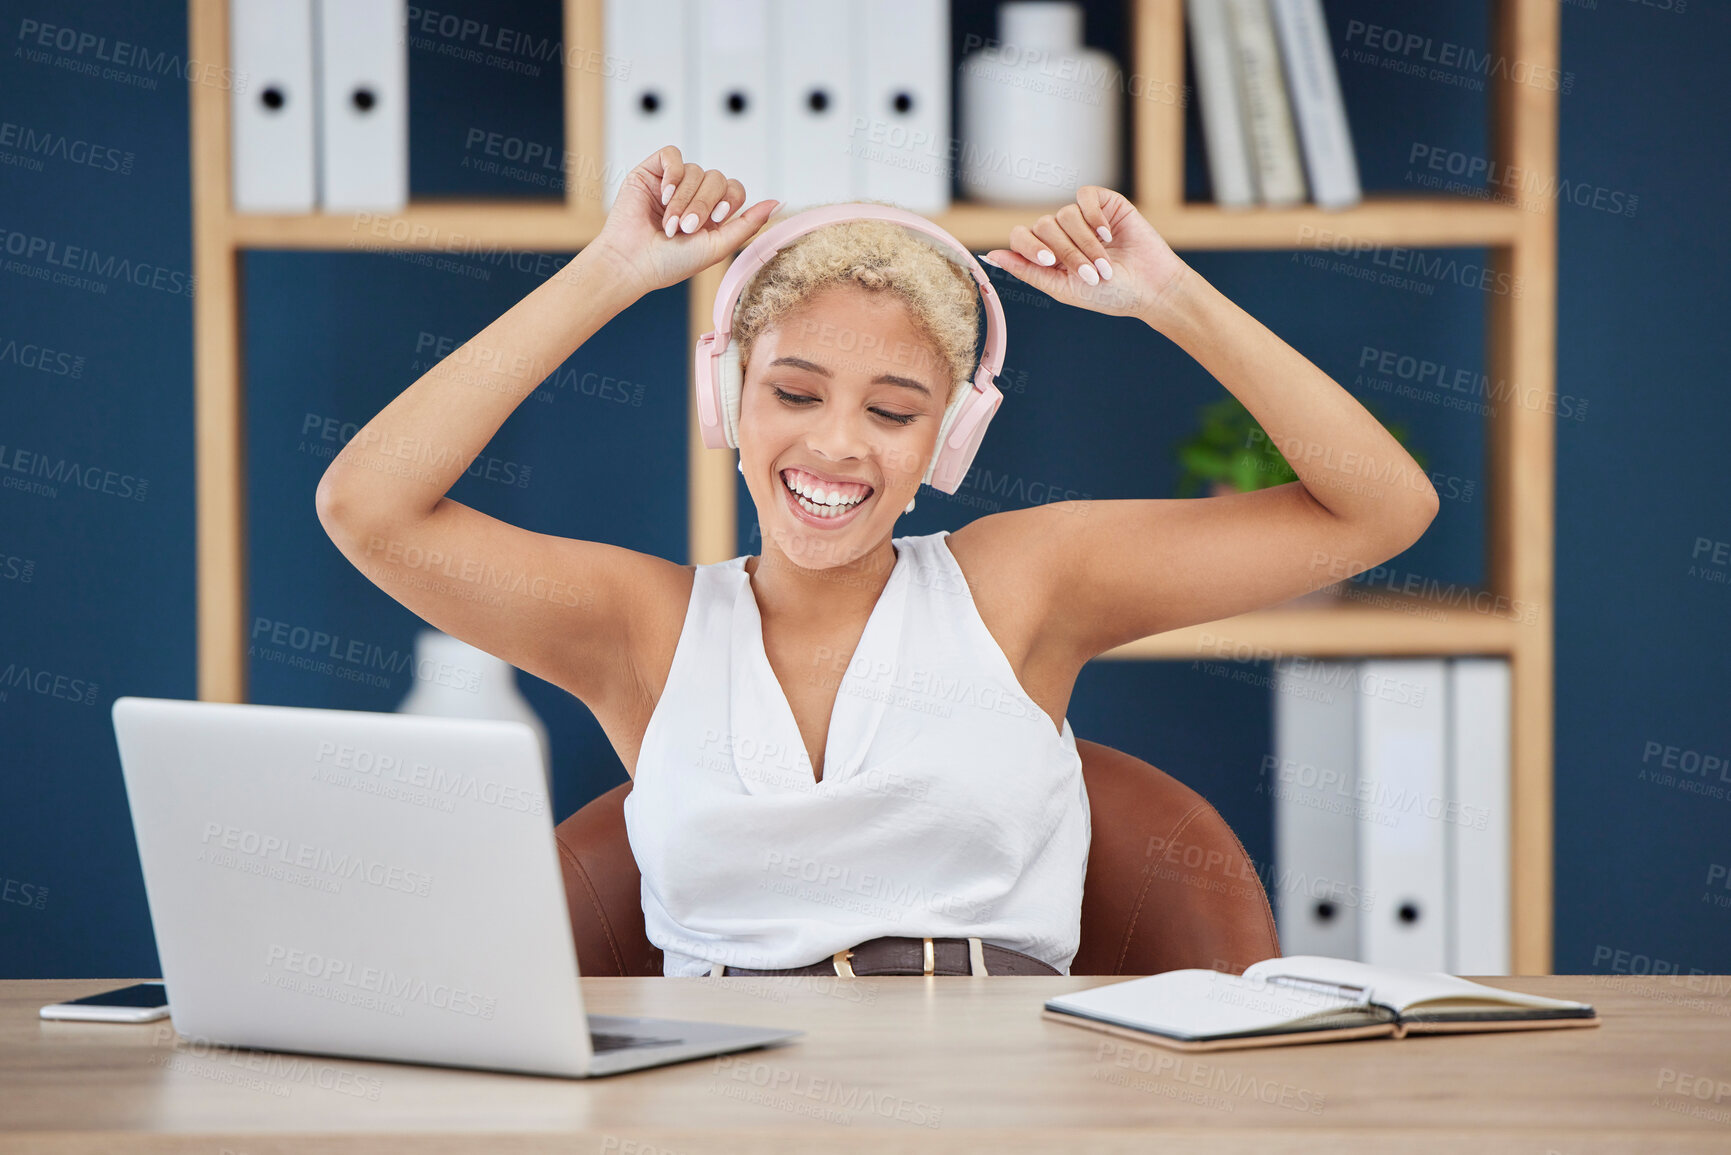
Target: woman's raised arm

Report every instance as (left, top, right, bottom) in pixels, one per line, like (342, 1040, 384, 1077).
(967, 185, 1441, 664)
(314, 146, 777, 716)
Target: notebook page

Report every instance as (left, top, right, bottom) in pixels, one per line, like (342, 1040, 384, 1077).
(1243, 955, 1591, 1014)
(1045, 968, 1370, 1040)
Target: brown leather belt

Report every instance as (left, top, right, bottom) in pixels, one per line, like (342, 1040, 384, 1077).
(706, 936, 1061, 978)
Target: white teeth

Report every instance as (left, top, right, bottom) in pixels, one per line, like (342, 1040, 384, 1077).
(782, 471, 867, 508)
(782, 471, 869, 519)
(799, 494, 846, 517)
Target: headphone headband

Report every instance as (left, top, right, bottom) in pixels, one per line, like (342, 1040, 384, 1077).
(693, 203, 1007, 495)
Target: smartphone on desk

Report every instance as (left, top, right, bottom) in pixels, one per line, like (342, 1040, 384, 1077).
(40, 982, 170, 1023)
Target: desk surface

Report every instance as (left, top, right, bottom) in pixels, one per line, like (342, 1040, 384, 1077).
(4, 975, 1729, 1153)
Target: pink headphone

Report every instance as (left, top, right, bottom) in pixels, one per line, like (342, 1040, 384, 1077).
(694, 202, 1007, 496)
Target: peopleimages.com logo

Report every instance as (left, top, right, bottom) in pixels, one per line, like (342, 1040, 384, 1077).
(312, 741, 545, 815)
(199, 821, 434, 897)
(264, 944, 497, 1020)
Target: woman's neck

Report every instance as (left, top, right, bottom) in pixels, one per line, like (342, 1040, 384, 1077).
(744, 539, 900, 631)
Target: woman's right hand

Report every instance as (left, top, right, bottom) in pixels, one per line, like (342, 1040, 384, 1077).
(590, 145, 780, 295)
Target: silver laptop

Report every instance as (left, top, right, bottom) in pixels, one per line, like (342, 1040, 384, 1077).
(111, 696, 801, 1078)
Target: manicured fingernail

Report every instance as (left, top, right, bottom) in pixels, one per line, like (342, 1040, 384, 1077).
(1096, 225, 1112, 243)
(1094, 256, 1113, 280)
(1077, 262, 1099, 285)
(662, 183, 674, 205)
(665, 215, 678, 238)
(711, 200, 730, 222)
(681, 211, 700, 233)
(978, 252, 1002, 268)
(1036, 249, 1055, 266)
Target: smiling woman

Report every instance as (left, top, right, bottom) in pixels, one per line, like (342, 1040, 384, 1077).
(316, 144, 1437, 983)
(615, 197, 1100, 980)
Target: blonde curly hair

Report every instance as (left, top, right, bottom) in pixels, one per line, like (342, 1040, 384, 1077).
(731, 201, 983, 409)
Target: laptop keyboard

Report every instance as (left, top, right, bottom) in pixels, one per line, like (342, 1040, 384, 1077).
(590, 1030, 685, 1053)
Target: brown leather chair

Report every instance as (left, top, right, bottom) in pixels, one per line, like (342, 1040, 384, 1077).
(553, 737, 1280, 977)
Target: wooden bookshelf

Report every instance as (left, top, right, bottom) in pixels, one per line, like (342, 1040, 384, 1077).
(186, 0, 1558, 971)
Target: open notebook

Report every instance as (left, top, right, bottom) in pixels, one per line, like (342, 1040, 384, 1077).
(1042, 955, 1599, 1053)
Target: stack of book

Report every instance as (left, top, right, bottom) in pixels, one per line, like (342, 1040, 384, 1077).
(1186, 0, 1361, 209)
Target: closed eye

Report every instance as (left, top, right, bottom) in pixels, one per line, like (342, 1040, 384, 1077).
(771, 386, 918, 426)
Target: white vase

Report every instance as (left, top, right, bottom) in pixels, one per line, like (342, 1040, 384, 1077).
(958, 2, 1121, 206)
(396, 628, 552, 795)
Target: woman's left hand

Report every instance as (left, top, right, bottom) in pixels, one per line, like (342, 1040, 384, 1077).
(981, 186, 1189, 323)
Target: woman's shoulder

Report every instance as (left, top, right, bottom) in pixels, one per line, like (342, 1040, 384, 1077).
(921, 515, 1083, 731)
(939, 511, 1073, 649)
(935, 516, 1039, 591)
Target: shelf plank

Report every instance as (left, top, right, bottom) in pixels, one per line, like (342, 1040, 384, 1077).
(1488, 0, 1561, 979)
(222, 195, 1523, 253)
(228, 199, 602, 250)
(565, 0, 604, 217)
(1160, 195, 1523, 249)
(1095, 586, 1532, 661)
(948, 196, 1524, 250)
(1134, 0, 1186, 213)
(189, 0, 247, 702)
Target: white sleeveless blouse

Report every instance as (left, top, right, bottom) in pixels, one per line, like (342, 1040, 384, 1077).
(622, 530, 1092, 977)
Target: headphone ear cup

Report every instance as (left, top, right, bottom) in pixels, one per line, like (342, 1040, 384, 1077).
(716, 337, 744, 448)
(693, 332, 727, 449)
(926, 380, 1004, 494)
(922, 387, 964, 490)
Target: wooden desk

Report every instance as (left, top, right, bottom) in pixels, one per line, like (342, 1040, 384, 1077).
(4, 975, 1729, 1153)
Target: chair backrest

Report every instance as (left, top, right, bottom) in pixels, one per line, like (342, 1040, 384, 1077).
(552, 737, 1280, 977)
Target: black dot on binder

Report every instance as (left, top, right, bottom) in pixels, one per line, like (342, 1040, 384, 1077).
(351, 87, 377, 113)
(726, 90, 748, 115)
(640, 91, 660, 114)
(807, 89, 829, 113)
(261, 86, 285, 111)
(892, 90, 914, 114)
(1397, 901, 1421, 924)
(1314, 900, 1337, 923)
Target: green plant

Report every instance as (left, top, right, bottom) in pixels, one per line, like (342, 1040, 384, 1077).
(1173, 395, 1428, 497)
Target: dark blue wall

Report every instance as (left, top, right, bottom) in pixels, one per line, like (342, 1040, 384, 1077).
(2, 0, 1725, 978)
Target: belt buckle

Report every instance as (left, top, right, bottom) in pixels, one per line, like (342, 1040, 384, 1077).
(923, 937, 935, 976)
(833, 948, 856, 979)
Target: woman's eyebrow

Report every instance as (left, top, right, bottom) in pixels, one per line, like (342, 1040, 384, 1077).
(768, 355, 932, 398)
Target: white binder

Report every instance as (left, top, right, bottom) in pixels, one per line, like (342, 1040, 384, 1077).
(770, 0, 855, 212)
(315, 0, 407, 212)
(1447, 658, 1511, 974)
(1356, 659, 1449, 970)
(855, 0, 950, 212)
(230, 0, 316, 212)
(1185, 0, 1257, 208)
(694, 0, 772, 206)
(1271, 658, 1361, 958)
(603, 0, 694, 210)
